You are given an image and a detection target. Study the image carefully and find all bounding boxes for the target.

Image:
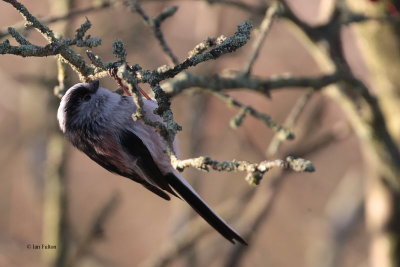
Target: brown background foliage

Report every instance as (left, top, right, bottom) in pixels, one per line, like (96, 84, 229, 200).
(0, 0, 382, 266)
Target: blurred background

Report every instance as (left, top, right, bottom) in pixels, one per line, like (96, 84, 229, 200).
(1, 0, 398, 266)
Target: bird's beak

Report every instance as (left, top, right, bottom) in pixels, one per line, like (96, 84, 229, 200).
(91, 80, 100, 92)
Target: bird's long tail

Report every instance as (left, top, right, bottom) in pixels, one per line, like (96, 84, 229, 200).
(165, 173, 247, 245)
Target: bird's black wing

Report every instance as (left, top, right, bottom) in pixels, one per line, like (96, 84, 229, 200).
(119, 129, 247, 245)
(118, 129, 179, 199)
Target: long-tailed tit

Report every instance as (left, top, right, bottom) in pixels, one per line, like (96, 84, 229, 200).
(57, 81, 246, 245)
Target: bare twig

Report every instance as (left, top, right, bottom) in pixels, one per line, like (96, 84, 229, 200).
(277, 2, 400, 266)
(188, 36, 225, 57)
(171, 155, 314, 185)
(1, 0, 101, 79)
(1, 1, 255, 156)
(267, 89, 314, 155)
(242, 1, 279, 76)
(0, 0, 116, 40)
(130, 0, 179, 65)
(138, 20, 253, 83)
(54, 57, 69, 99)
(208, 90, 294, 140)
(204, 0, 266, 15)
(3, 0, 57, 41)
(115, 20, 252, 151)
(163, 71, 346, 97)
(203, 0, 400, 26)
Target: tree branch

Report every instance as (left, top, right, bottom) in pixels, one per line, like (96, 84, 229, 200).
(171, 155, 314, 185)
(162, 71, 346, 97)
(130, 0, 179, 65)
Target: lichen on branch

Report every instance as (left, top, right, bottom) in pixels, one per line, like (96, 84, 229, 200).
(171, 155, 315, 185)
(1, 0, 317, 186)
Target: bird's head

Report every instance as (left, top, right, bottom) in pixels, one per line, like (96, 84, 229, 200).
(57, 81, 105, 132)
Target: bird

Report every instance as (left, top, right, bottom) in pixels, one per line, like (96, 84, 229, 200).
(57, 81, 246, 245)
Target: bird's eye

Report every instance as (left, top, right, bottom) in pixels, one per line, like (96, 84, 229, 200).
(82, 93, 91, 102)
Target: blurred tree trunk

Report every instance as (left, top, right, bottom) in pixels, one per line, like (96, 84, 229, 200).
(346, 0, 400, 139)
(286, 1, 400, 266)
(345, 1, 400, 266)
(42, 0, 73, 266)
